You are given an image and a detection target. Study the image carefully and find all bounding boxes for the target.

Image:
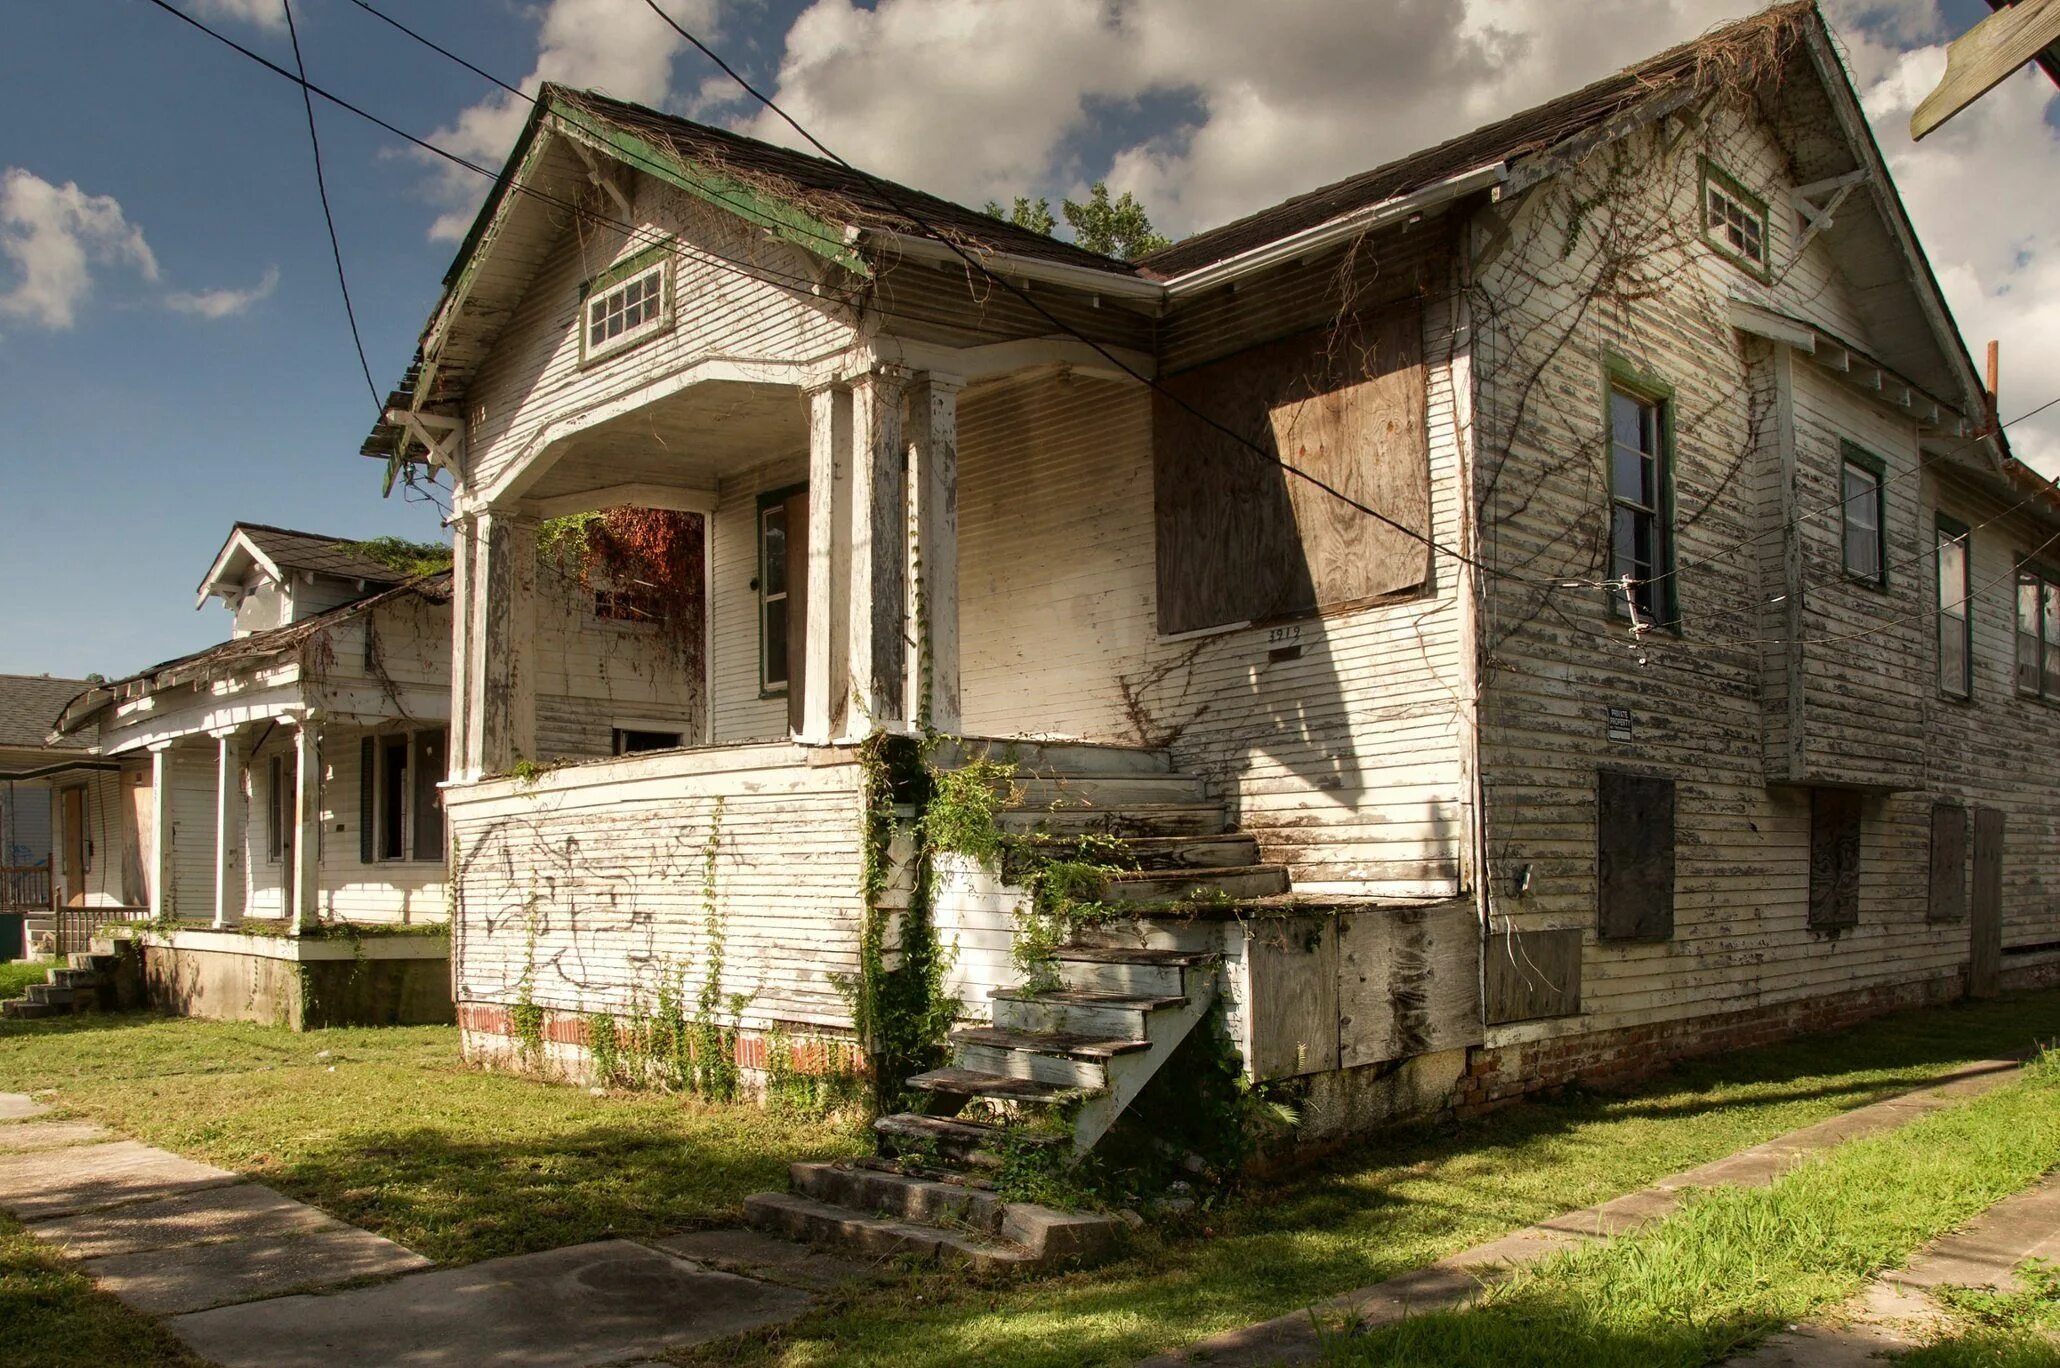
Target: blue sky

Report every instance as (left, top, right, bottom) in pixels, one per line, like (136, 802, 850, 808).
(0, 0, 2053, 680)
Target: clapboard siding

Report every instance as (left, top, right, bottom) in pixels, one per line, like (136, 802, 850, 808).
(710, 454, 808, 743)
(445, 745, 868, 1032)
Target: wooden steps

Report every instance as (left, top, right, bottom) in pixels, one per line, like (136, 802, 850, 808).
(1, 951, 117, 1022)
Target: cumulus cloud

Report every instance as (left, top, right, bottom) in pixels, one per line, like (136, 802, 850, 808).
(166, 264, 281, 319)
(185, 0, 285, 30)
(419, 0, 711, 240)
(0, 168, 159, 329)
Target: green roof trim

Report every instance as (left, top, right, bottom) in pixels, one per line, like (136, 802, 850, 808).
(546, 97, 871, 280)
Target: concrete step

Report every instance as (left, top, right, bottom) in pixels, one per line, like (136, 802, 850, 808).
(788, 1161, 1006, 1234)
(940, 737, 1173, 776)
(950, 1025, 1147, 1089)
(1104, 864, 1291, 905)
(991, 987, 1186, 1039)
(1, 998, 57, 1020)
(742, 1192, 1036, 1273)
(872, 1112, 1062, 1168)
(1052, 945, 1217, 997)
(67, 952, 118, 974)
(25, 984, 76, 1008)
(905, 1067, 1098, 1109)
(997, 803, 1227, 838)
(49, 967, 106, 991)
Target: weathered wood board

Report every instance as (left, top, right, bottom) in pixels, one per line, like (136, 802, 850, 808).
(1596, 771, 1675, 942)
(1337, 901, 1484, 1067)
(1970, 806, 2005, 999)
(1808, 789, 1862, 932)
(1484, 928, 1584, 1025)
(1928, 801, 1967, 923)
(1245, 914, 1340, 1080)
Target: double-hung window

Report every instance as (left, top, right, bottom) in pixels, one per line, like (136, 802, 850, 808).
(579, 246, 673, 366)
(1607, 363, 1676, 628)
(759, 497, 792, 694)
(358, 728, 448, 863)
(1700, 158, 1770, 277)
(1840, 445, 1886, 586)
(2017, 561, 2060, 698)
(1937, 515, 1971, 699)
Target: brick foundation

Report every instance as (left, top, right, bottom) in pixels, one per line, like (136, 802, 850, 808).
(1448, 972, 1967, 1119)
(456, 1001, 866, 1092)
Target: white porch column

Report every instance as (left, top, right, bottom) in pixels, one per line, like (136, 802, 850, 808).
(843, 368, 908, 739)
(211, 729, 246, 928)
(905, 372, 963, 733)
(290, 719, 322, 936)
(449, 513, 479, 781)
(472, 510, 538, 775)
(803, 382, 853, 743)
(148, 744, 175, 922)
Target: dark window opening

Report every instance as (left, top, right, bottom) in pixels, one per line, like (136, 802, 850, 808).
(377, 735, 408, 862)
(612, 728, 683, 755)
(760, 499, 790, 693)
(1808, 788, 1862, 932)
(412, 729, 446, 863)
(1596, 769, 1676, 941)
(1928, 801, 1967, 922)
(266, 755, 284, 861)
(1608, 379, 1676, 628)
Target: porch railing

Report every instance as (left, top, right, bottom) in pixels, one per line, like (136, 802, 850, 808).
(0, 863, 55, 913)
(52, 906, 152, 959)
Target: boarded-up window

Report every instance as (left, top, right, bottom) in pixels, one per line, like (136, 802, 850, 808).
(1928, 801, 1967, 922)
(1809, 789, 1862, 932)
(1485, 927, 1584, 1024)
(1153, 306, 1430, 634)
(1596, 770, 1675, 941)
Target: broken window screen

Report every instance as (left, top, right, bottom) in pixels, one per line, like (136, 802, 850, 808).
(1596, 769, 1675, 941)
(1609, 385, 1672, 625)
(1153, 305, 1431, 635)
(760, 500, 790, 691)
(582, 259, 667, 362)
(1841, 455, 1884, 583)
(1937, 516, 1970, 699)
(412, 729, 446, 863)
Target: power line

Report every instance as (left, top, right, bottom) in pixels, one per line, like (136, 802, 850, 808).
(282, 0, 378, 410)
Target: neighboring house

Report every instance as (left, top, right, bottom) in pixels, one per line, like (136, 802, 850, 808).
(0, 674, 117, 952)
(362, 0, 2057, 1157)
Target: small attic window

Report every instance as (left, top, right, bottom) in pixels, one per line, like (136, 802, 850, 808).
(1699, 158, 1769, 277)
(580, 245, 673, 365)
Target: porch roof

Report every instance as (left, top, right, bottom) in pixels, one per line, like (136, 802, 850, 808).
(0, 675, 93, 752)
(53, 573, 453, 740)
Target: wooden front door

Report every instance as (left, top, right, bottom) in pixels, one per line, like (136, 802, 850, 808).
(781, 488, 809, 736)
(60, 787, 85, 907)
(1969, 806, 2005, 999)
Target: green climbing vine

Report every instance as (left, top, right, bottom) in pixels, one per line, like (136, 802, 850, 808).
(507, 893, 546, 1066)
(687, 797, 743, 1102)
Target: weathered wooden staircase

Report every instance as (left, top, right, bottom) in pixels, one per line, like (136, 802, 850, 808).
(1, 949, 120, 1021)
(746, 740, 1287, 1269)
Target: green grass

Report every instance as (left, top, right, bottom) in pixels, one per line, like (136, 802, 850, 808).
(1898, 1260, 2060, 1367)
(0, 1016, 866, 1264)
(1321, 1053, 2060, 1366)
(0, 1214, 206, 1368)
(0, 962, 48, 1001)
(667, 989, 2060, 1368)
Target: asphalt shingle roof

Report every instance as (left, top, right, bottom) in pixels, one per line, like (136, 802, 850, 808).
(0, 675, 93, 751)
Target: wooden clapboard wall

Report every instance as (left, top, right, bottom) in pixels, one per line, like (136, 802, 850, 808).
(1153, 306, 1432, 635)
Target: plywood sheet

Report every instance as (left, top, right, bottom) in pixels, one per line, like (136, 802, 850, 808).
(1808, 788, 1862, 932)
(1928, 801, 1967, 923)
(1484, 928, 1583, 1025)
(1596, 771, 1675, 942)
(1245, 914, 1339, 1080)
(1337, 901, 1483, 1067)
(1970, 806, 2004, 999)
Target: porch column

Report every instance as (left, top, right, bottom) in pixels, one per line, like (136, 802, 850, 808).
(148, 744, 175, 922)
(905, 372, 962, 733)
(290, 718, 322, 936)
(449, 513, 478, 781)
(803, 382, 853, 743)
(211, 728, 246, 929)
(472, 509, 538, 775)
(843, 368, 908, 739)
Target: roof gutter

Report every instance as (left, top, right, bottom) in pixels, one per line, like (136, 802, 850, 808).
(0, 758, 121, 781)
(1159, 161, 1510, 298)
(860, 228, 1167, 305)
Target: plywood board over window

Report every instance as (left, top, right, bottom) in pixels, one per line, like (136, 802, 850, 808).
(1154, 305, 1431, 635)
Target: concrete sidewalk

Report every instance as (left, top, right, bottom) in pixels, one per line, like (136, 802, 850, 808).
(1140, 1058, 2026, 1368)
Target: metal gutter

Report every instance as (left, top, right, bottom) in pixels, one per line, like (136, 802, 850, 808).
(858, 229, 1167, 304)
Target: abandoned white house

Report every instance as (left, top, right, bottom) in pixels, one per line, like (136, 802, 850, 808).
(362, 0, 2058, 1179)
(46, 521, 697, 1025)
(0, 673, 114, 955)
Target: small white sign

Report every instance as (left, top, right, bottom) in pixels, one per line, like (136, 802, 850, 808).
(1607, 706, 1633, 741)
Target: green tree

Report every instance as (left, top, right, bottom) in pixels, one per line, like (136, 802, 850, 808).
(982, 182, 1171, 261)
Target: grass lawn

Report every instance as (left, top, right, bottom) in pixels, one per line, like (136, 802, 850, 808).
(1321, 1053, 2060, 1366)
(0, 961, 47, 1001)
(0, 1017, 867, 1264)
(1898, 1261, 2060, 1367)
(0, 1215, 207, 1368)
(664, 988, 2060, 1368)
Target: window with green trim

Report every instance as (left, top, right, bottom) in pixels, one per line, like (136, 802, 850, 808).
(579, 246, 673, 365)
(2017, 561, 2060, 698)
(1700, 159, 1769, 275)
(1606, 362, 1677, 629)
(1840, 445, 1886, 585)
(1937, 514, 1971, 700)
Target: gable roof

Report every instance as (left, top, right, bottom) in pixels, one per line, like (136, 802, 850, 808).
(196, 522, 405, 606)
(58, 572, 455, 740)
(0, 675, 93, 752)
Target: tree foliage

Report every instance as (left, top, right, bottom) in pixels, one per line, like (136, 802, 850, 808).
(982, 181, 1171, 261)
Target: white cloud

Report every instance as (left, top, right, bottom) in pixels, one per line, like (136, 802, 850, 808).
(0, 168, 159, 329)
(165, 264, 280, 319)
(185, 0, 284, 31)
(419, 0, 712, 240)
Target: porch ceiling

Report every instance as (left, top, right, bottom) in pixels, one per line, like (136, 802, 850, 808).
(522, 379, 809, 511)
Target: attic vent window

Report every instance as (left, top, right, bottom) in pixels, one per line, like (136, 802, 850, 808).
(1699, 158, 1768, 276)
(580, 246, 673, 365)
